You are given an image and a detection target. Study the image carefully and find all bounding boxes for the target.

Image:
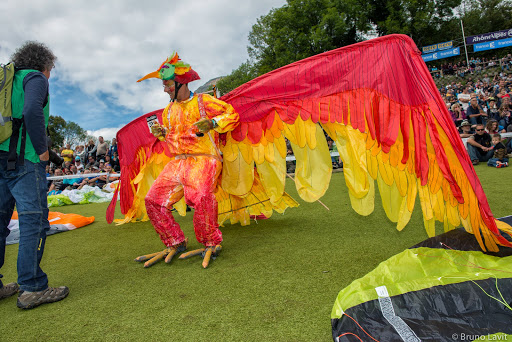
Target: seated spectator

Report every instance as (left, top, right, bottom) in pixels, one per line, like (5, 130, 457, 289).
(487, 134, 509, 168)
(457, 87, 471, 111)
(48, 168, 67, 195)
(111, 151, 120, 172)
(450, 103, 466, 126)
(458, 120, 474, 138)
(98, 163, 118, 183)
(498, 103, 512, 131)
(76, 169, 94, 190)
(63, 160, 72, 170)
(86, 166, 106, 188)
(75, 156, 84, 173)
(104, 155, 112, 166)
(86, 155, 98, 169)
(467, 98, 487, 126)
(62, 169, 83, 190)
(487, 98, 500, 121)
(485, 119, 505, 134)
(466, 124, 493, 165)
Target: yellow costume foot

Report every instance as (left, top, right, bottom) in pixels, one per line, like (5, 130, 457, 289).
(135, 238, 188, 268)
(179, 245, 222, 268)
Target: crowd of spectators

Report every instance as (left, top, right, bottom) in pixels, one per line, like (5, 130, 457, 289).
(46, 136, 119, 195)
(429, 53, 511, 78)
(433, 52, 512, 167)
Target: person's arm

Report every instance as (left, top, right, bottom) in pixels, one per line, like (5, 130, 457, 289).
(22, 72, 49, 161)
(202, 95, 240, 133)
(467, 137, 491, 151)
(61, 150, 73, 157)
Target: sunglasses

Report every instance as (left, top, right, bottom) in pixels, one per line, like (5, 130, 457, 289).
(476, 129, 484, 131)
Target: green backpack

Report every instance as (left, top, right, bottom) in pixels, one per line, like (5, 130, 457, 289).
(0, 62, 15, 143)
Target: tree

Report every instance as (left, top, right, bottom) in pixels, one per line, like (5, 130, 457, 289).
(62, 121, 87, 147)
(458, 0, 512, 37)
(216, 61, 259, 95)
(248, 0, 369, 75)
(221, 0, 510, 90)
(366, 0, 462, 47)
(47, 115, 66, 148)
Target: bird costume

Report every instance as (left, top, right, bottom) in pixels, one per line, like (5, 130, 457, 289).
(107, 35, 512, 268)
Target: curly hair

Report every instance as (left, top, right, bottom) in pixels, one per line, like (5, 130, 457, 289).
(10, 41, 57, 72)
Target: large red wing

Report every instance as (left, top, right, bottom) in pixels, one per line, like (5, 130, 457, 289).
(106, 109, 169, 223)
(218, 34, 511, 251)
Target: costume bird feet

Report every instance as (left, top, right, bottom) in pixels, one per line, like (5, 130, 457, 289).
(179, 245, 222, 268)
(135, 238, 188, 268)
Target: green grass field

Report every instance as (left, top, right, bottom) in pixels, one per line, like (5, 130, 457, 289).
(1, 165, 511, 341)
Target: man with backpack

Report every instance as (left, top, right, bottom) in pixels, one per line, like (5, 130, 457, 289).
(0, 41, 69, 309)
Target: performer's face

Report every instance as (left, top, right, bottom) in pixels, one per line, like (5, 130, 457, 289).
(163, 80, 176, 98)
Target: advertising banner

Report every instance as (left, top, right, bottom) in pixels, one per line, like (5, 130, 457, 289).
(422, 47, 460, 62)
(422, 41, 453, 54)
(466, 28, 512, 45)
(473, 37, 512, 52)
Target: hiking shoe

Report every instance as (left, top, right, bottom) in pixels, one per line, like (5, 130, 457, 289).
(472, 160, 479, 165)
(17, 286, 69, 309)
(0, 282, 19, 300)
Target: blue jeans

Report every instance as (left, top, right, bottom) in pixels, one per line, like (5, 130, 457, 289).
(0, 153, 50, 292)
(467, 144, 494, 162)
(469, 116, 487, 127)
(487, 157, 509, 167)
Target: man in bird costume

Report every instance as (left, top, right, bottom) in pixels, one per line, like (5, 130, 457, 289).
(134, 53, 240, 268)
(109, 35, 512, 269)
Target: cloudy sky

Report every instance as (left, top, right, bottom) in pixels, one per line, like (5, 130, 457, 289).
(1, 0, 287, 140)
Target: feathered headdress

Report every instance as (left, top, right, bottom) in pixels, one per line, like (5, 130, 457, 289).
(137, 52, 200, 84)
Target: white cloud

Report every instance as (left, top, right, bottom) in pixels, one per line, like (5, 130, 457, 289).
(87, 126, 124, 142)
(2, 0, 286, 132)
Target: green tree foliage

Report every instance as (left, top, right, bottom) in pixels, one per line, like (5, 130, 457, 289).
(216, 62, 258, 95)
(458, 0, 512, 37)
(248, 0, 369, 74)
(368, 0, 462, 47)
(47, 115, 66, 148)
(48, 115, 87, 148)
(218, 0, 511, 94)
(63, 121, 87, 147)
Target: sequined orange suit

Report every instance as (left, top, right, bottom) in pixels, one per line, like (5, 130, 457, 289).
(144, 94, 239, 247)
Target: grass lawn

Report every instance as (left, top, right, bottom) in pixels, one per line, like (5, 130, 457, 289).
(1, 165, 511, 341)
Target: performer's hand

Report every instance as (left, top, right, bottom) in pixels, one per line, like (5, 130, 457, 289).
(193, 118, 214, 133)
(151, 123, 166, 138)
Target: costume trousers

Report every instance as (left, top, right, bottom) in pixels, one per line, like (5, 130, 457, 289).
(0, 153, 50, 292)
(145, 156, 222, 247)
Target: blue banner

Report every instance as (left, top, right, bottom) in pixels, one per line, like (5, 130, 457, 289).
(422, 47, 460, 62)
(422, 41, 453, 54)
(466, 28, 512, 45)
(473, 37, 512, 52)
